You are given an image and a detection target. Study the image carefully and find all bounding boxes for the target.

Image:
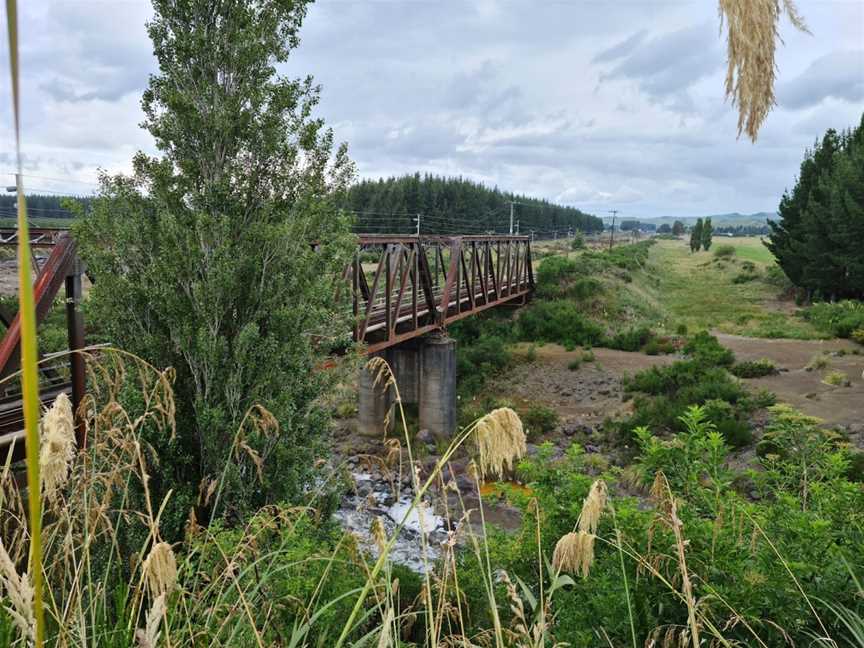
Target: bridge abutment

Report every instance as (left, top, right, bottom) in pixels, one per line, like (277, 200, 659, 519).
(357, 333, 457, 440)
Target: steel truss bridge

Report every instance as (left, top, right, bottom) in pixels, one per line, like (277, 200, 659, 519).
(0, 229, 533, 460)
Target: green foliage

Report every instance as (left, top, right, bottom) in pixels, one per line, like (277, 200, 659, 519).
(767, 114, 864, 299)
(567, 359, 581, 371)
(460, 402, 864, 647)
(516, 300, 605, 348)
(682, 331, 735, 367)
(804, 300, 864, 338)
(672, 220, 686, 236)
(605, 326, 654, 352)
(570, 232, 586, 249)
(852, 328, 864, 345)
(731, 358, 777, 378)
(72, 0, 354, 525)
(732, 271, 758, 284)
(190, 508, 372, 644)
(522, 403, 560, 439)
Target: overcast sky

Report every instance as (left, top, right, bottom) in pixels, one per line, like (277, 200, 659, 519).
(1, 1, 862, 218)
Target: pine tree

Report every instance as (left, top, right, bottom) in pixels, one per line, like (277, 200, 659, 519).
(690, 218, 704, 252)
(701, 217, 714, 251)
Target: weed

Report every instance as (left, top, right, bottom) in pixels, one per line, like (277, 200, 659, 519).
(568, 359, 581, 371)
(822, 370, 851, 387)
(805, 353, 830, 371)
(582, 350, 596, 363)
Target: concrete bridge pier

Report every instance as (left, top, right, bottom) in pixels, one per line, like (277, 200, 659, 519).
(419, 333, 457, 440)
(390, 341, 419, 405)
(357, 334, 457, 440)
(358, 351, 393, 437)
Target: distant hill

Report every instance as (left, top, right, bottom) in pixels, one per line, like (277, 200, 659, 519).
(602, 212, 776, 227)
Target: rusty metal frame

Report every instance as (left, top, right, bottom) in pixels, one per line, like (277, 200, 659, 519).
(346, 235, 534, 354)
(0, 232, 87, 461)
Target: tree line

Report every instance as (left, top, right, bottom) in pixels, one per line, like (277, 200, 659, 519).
(767, 113, 864, 300)
(345, 173, 604, 235)
(0, 193, 86, 219)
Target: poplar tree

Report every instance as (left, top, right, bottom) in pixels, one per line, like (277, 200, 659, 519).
(74, 0, 355, 529)
(701, 217, 714, 251)
(690, 218, 704, 252)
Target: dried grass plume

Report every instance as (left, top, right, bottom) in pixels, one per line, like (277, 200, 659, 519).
(719, 0, 808, 141)
(474, 407, 526, 480)
(578, 479, 607, 535)
(142, 542, 178, 597)
(39, 392, 76, 502)
(552, 531, 595, 578)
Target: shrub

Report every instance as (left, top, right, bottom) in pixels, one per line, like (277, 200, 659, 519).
(676, 323, 688, 336)
(605, 326, 654, 352)
(568, 277, 604, 301)
(852, 328, 864, 345)
(517, 300, 606, 347)
(713, 244, 736, 258)
(682, 331, 735, 367)
(570, 232, 585, 250)
(522, 403, 559, 438)
(805, 300, 864, 338)
(731, 358, 777, 378)
(582, 350, 595, 363)
(567, 359, 581, 371)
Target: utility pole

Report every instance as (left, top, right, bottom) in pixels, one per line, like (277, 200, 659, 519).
(608, 209, 619, 250)
(414, 213, 421, 237)
(515, 219, 520, 235)
(507, 200, 525, 235)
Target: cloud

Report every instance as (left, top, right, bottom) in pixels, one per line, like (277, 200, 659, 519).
(592, 30, 648, 64)
(777, 50, 864, 109)
(595, 23, 723, 110)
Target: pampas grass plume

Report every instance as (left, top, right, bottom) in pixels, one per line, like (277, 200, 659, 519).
(142, 542, 178, 597)
(475, 407, 526, 480)
(39, 392, 75, 502)
(578, 479, 607, 535)
(0, 538, 35, 643)
(552, 531, 595, 578)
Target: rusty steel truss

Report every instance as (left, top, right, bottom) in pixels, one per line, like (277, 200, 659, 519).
(0, 229, 86, 463)
(342, 235, 534, 353)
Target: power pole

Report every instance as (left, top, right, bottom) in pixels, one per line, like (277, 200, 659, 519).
(608, 209, 619, 250)
(515, 219, 520, 235)
(507, 200, 525, 235)
(414, 213, 421, 237)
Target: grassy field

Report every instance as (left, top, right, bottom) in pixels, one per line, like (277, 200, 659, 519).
(646, 238, 822, 339)
(712, 235, 775, 263)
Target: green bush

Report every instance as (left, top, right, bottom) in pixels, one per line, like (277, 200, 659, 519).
(805, 300, 864, 338)
(567, 359, 581, 371)
(522, 403, 559, 438)
(713, 244, 736, 258)
(605, 326, 654, 352)
(675, 323, 688, 335)
(570, 232, 585, 250)
(683, 331, 735, 367)
(731, 358, 777, 378)
(456, 334, 512, 396)
(852, 328, 864, 345)
(582, 350, 595, 363)
(516, 300, 606, 347)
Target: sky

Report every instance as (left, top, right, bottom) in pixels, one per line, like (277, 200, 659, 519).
(0, 0, 862, 219)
